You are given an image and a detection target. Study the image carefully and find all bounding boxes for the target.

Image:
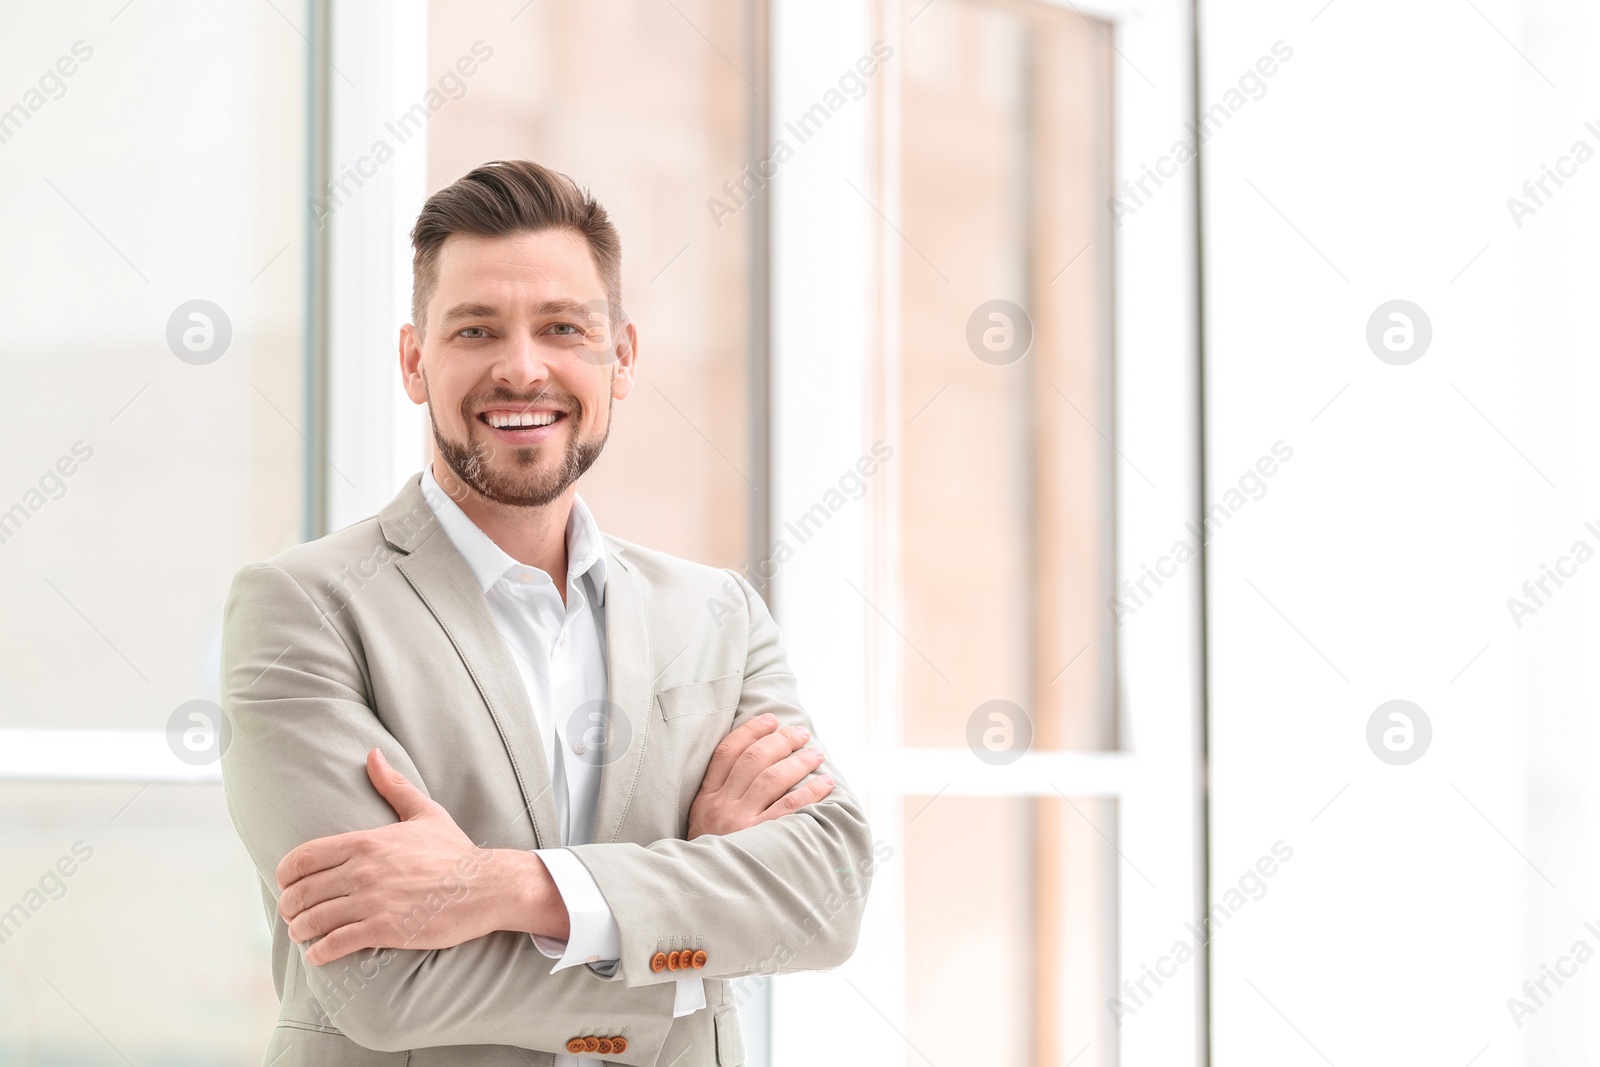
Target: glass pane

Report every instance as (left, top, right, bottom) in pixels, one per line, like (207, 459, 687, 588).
(0, 783, 277, 1064)
(428, 0, 756, 569)
(895, 0, 1116, 751)
(903, 794, 1118, 1067)
(0, 3, 309, 728)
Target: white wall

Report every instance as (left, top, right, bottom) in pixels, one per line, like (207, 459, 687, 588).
(1201, 0, 1600, 1062)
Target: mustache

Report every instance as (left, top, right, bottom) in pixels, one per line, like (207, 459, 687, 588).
(465, 389, 576, 417)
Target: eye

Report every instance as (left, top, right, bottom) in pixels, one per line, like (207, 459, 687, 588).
(456, 327, 489, 340)
(546, 322, 581, 336)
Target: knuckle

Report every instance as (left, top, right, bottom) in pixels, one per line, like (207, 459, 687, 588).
(279, 887, 300, 918)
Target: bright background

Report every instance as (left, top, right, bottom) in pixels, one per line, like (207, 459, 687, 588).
(0, 1, 1594, 1065)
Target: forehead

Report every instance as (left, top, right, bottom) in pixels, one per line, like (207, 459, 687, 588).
(431, 229, 603, 304)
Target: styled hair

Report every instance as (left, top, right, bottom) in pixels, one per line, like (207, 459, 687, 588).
(409, 160, 622, 332)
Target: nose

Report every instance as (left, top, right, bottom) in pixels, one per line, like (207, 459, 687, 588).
(489, 331, 551, 393)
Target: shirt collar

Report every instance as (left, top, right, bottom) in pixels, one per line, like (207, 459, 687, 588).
(419, 464, 608, 606)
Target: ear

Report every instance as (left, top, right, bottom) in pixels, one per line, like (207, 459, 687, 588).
(611, 318, 638, 401)
(399, 323, 428, 405)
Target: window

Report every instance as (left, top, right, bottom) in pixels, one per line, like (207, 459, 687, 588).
(0, 1, 311, 1060)
(766, 1, 1204, 1064)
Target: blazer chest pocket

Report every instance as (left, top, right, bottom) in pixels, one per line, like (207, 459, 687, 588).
(657, 673, 742, 720)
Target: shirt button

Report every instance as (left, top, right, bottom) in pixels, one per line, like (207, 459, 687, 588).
(572, 741, 586, 755)
(559, 630, 569, 647)
(520, 571, 533, 582)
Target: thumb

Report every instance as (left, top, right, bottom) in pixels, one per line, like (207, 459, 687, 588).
(367, 748, 437, 821)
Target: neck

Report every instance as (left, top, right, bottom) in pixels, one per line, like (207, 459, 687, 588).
(431, 457, 574, 604)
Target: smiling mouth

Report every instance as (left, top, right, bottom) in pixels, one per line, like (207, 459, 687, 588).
(477, 409, 567, 439)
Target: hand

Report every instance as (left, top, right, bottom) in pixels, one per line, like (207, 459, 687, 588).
(275, 749, 568, 966)
(688, 713, 835, 840)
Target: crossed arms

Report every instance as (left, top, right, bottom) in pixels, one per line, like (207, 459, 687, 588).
(220, 562, 873, 1062)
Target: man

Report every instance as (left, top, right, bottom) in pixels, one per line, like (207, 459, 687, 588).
(220, 160, 873, 1067)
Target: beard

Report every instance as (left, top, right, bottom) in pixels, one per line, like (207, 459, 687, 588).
(428, 380, 613, 508)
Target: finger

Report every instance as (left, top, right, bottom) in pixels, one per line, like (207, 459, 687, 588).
(303, 919, 384, 967)
(367, 748, 436, 822)
(276, 833, 361, 891)
(287, 895, 366, 944)
(757, 774, 835, 823)
(699, 713, 781, 793)
(742, 746, 828, 813)
(278, 867, 355, 922)
(724, 723, 812, 797)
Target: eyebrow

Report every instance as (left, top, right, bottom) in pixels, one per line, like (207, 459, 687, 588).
(437, 299, 597, 331)
(437, 303, 500, 330)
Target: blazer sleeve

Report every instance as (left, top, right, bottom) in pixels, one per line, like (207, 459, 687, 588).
(564, 568, 878, 986)
(219, 561, 678, 1062)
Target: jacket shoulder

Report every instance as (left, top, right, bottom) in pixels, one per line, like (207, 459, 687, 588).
(234, 515, 403, 593)
(604, 534, 753, 606)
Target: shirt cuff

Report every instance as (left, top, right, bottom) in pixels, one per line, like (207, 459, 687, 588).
(673, 974, 707, 1018)
(529, 849, 705, 1017)
(529, 848, 621, 969)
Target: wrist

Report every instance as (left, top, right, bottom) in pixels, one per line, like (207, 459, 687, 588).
(486, 849, 570, 939)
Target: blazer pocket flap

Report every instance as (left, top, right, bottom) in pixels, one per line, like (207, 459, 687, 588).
(657, 673, 743, 719)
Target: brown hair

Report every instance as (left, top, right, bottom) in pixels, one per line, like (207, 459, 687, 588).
(409, 160, 622, 333)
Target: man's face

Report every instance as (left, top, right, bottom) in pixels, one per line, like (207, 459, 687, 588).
(399, 229, 636, 507)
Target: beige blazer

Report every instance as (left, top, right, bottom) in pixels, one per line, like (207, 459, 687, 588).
(220, 473, 873, 1067)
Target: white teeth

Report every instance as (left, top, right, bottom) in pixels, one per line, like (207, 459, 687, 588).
(485, 411, 558, 429)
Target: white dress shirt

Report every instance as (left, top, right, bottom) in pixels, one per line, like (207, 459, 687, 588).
(419, 466, 705, 1059)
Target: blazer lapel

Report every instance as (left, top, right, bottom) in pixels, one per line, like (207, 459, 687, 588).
(591, 534, 654, 845)
(380, 476, 562, 850)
